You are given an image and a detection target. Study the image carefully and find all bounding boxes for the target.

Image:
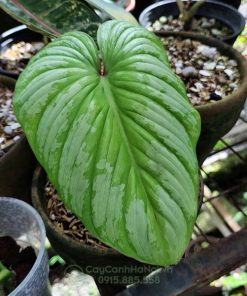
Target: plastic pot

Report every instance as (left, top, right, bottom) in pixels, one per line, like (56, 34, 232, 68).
(154, 31, 247, 164)
(132, 0, 159, 18)
(0, 197, 50, 296)
(215, 0, 241, 9)
(0, 9, 21, 34)
(0, 25, 43, 79)
(139, 0, 245, 45)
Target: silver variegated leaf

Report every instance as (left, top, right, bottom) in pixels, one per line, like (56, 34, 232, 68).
(14, 20, 201, 266)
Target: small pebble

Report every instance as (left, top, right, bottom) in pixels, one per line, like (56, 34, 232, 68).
(10, 122, 21, 130)
(183, 39, 192, 48)
(13, 135, 21, 142)
(216, 65, 225, 70)
(194, 82, 204, 91)
(199, 70, 212, 77)
(224, 69, 235, 80)
(198, 45, 217, 59)
(228, 59, 237, 66)
(50, 213, 56, 221)
(3, 126, 12, 135)
(203, 62, 216, 71)
(159, 16, 167, 24)
(211, 28, 222, 37)
(182, 66, 198, 78)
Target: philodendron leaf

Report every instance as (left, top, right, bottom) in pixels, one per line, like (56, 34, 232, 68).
(14, 20, 201, 266)
(84, 0, 138, 25)
(0, 0, 101, 38)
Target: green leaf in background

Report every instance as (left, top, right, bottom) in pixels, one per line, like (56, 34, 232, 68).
(14, 21, 200, 265)
(0, 0, 102, 38)
(84, 0, 138, 25)
(219, 272, 247, 291)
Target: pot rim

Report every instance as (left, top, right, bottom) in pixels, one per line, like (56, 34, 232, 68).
(139, 0, 246, 42)
(0, 74, 16, 89)
(154, 31, 247, 118)
(0, 197, 47, 295)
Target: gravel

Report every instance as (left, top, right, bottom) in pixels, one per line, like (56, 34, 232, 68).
(45, 182, 109, 250)
(0, 41, 44, 74)
(0, 83, 22, 157)
(148, 16, 232, 39)
(162, 37, 240, 106)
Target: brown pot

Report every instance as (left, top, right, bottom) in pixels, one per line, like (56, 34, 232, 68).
(155, 31, 247, 165)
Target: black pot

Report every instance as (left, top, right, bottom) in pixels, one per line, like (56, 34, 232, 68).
(0, 8, 21, 34)
(215, 0, 241, 9)
(132, 0, 159, 18)
(139, 0, 245, 44)
(0, 25, 43, 79)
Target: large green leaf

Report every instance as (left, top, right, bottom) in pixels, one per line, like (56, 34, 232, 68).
(14, 20, 201, 266)
(0, 0, 101, 38)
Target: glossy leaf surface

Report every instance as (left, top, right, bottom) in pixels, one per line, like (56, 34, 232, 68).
(14, 21, 201, 266)
(0, 0, 101, 38)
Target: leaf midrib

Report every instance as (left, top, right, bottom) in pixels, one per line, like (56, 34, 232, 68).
(100, 77, 160, 215)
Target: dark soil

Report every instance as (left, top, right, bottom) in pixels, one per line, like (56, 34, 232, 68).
(162, 36, 240, 106)
(148, 15, 232, 39)
(0, 236, 36, 295)
(45, 182, 109, 250)
(0, 41, 44, 75)
(0, 83, 22, 157)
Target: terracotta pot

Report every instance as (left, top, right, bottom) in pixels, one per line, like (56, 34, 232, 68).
(155, 31, 247, 164)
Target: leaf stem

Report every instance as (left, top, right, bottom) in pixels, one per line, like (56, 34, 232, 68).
(176, 0, 205, 30)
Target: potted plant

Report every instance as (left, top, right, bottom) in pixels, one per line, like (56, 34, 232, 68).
(0, 0, 135, 79)
(0, 197, 50, 295)
(13, 20, 201, 293)
(139, 0, 245, 44)
(0, 25, 45, 79)
(0, 0, 138, 39)
(154, 30, 247, 163)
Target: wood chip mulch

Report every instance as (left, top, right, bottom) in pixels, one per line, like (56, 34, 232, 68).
(45, 182, 110, 250)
